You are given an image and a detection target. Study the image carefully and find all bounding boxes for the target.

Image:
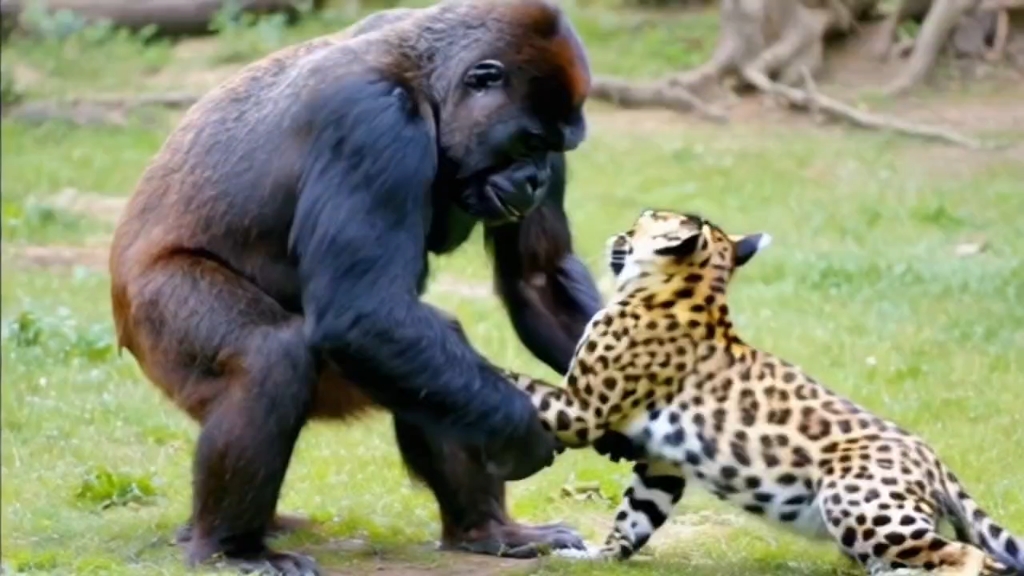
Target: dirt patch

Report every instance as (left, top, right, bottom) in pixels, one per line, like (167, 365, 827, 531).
(7, 241, 496, 301)
(587, 96, 807, 136)
(885, 94, 1024, 133)
(144, 37, 245, 94)
(564, 508, 744, 557)
(9, 63, 47, 91)
(897, 139, 1024, 181)
(8, 245, 110, 271)
(48, 188, 127, 224)
(324, 554, 540, 576)
(293, 537, 542, 576)
(586, 20, 1024, 141)
(308, 510, 739, 575)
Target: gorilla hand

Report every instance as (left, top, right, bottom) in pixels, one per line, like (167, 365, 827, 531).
(426, 305, 563, 482)
(464, 156, 552, 226)
(483, 414, 564, 482)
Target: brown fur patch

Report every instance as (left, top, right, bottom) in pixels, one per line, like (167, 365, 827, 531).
(506, 0, 591, 106)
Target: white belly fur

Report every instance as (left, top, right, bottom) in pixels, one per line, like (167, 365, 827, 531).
(616, 407, 832, 541)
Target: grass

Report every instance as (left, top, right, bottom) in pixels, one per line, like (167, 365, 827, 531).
(2, 1, 1024, 575)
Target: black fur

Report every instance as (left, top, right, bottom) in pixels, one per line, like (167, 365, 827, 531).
(289, 77, 559, 480)
(486, 153, 603, 374)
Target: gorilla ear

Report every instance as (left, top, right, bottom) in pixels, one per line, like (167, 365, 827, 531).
(654, 232, 701, 260)
(732, 233, 772, 267)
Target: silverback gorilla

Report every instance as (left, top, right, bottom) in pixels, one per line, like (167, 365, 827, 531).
(109, 0, 607, 573)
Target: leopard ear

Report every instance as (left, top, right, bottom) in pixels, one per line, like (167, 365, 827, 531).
(732, 233, 772, 267)
(653, 232, 701, 259)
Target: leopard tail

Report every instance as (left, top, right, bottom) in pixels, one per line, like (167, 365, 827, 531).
(938, 465, 1024, 575)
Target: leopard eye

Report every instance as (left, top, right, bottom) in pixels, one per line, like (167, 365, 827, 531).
(464, 60, 506, 91)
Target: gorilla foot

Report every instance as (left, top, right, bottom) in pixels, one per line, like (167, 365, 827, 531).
(444, 520, 586, 559)
(176, 513, 312, 544)
(187, 539, 320, 576)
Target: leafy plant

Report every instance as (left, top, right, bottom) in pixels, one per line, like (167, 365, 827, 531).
(209, 0, 293, 64)
(1, 61, 23, 107)
(74, 466, 159, 510)
(3, 308, 115, 363)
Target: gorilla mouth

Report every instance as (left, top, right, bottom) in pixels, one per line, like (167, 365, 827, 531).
(490, 187, 524, 220)
(482, 176, 535, 224)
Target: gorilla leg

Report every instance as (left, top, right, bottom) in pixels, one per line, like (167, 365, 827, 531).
(176, 513, 311, 544)
(118, 256, 319, 574)
(391, 310, 583, 558)
(394, 420, 584, 558)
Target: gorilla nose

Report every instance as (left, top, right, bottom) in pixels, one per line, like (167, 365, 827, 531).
(503, 179, 540, 215)
(524, 172, 540, 191)
(560, 123, 585, 151)
(489, 161, 547, 219)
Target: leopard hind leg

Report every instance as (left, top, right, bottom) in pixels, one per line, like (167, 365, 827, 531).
(819, 476, 1012, 575)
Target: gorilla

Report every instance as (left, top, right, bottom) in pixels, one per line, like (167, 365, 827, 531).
(109, 0, 606, 573)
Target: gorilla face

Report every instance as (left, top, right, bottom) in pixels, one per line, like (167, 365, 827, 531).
(456, 153, 553, 225)
(437, 12, 591, 226)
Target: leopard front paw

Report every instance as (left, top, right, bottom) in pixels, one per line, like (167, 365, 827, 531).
(592, 431, 645, 463)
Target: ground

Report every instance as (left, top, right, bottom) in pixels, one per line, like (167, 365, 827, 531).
(2, 1, 1023, 575)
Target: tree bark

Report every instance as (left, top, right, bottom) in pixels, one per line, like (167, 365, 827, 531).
(1, 0, 323, 38)
(884, 0, 982, 94)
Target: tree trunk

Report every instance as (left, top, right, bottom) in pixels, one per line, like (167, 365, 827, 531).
(1, 0, 323, 39)
(884, 0, 982, 93)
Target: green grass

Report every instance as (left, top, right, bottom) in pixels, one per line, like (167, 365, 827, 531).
(2, 2, 1024, 575)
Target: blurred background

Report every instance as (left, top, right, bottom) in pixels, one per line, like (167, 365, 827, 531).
(1, 1, 1022, 575)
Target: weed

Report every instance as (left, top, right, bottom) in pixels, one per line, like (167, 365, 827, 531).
(74, 466, 160, 510)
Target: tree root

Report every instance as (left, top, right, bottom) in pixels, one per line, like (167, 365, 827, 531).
(590, 76, 729, 123)
(2, 93, 201, 126)
(876, 0, 1024, 93)
(586, 0, 996, 148)
(1, 0, 324, 40)
(742, 66, 985, 148)
(883, 0, 983, 95)
(979, 0, 1024, 61)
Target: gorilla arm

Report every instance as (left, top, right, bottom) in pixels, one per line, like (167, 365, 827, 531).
(486, 153, 604, 375)
(289, 76, 557, 480)
(486, 155, 643, 464)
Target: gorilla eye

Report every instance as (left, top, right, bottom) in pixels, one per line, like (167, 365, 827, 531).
(464, 60, 506, 91)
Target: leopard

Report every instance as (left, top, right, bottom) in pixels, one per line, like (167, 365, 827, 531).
(499, 208, 1024, 575)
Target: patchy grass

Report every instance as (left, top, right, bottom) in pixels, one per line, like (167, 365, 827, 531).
(2, 2, 1024, 575)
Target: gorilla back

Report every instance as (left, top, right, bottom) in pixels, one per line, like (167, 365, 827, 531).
(110, 1, 601, 573)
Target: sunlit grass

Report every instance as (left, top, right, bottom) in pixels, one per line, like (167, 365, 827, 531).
(2, 1, 1023, 574)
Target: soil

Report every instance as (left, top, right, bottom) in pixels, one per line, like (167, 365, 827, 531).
(7, 244, 110, 271)
(321, 553, 541, 576)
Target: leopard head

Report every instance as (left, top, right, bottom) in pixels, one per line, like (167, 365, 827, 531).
(605, 209, 771, 293)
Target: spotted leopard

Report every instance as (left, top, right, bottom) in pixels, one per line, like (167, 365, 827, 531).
(501, 209, 1023, 575)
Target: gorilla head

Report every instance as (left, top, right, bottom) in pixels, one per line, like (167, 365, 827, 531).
(423, 0, 591, 225)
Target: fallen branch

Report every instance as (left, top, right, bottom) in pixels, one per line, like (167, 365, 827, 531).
(740, 65, 986, 149)
(49, 92, 201, 109)
(979, 0, 1024, 9)
(1, 0, 323, 39)
(2, 93, 202, 126)
(591, 75, 730, 124)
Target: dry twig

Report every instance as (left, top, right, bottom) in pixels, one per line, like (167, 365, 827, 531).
(591, 75, 729, 124)
(2, 93, 202, 126)
(739, 66, 986, 149)
(978, 0, 1024, 9)
(64, 93, 202, 109)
